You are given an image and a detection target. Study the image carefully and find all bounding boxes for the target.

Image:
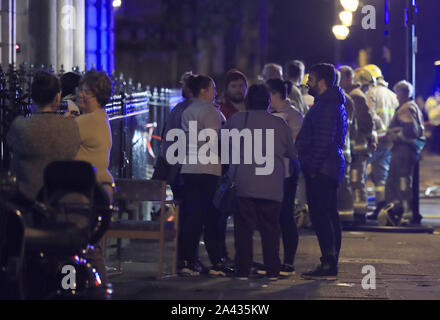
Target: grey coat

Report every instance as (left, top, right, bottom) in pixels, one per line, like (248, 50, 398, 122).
(7, 113, 81, 199)
(223, 110, 297, 203)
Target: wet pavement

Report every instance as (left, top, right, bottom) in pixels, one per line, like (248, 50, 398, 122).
(105, 152, 440, 300)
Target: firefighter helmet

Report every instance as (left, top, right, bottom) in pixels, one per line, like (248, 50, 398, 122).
(354, 68, 376, 86)
(301, 73, 309, 86)
(363, 64, 383, 80)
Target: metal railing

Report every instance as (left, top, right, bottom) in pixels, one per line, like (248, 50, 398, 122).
(0, 63, 183, 179)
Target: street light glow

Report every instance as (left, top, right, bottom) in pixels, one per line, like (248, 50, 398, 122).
(339, 11, 353, 26)
(112, 0, 122, 8)
(332, 25, 350, 40)
(340, 0, 359, 12)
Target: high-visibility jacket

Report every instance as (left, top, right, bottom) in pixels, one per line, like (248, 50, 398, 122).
(366, 83, 399, 138)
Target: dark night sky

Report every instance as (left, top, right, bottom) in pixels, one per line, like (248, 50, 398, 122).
(266, 0, 336, 68)
(266, 0, 440, 98)
(115, 0, 440, 97)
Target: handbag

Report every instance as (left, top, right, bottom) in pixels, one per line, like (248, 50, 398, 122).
(213, 112, 249, 215)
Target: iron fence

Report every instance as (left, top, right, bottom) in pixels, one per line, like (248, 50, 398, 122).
(0, 63, 183, 179)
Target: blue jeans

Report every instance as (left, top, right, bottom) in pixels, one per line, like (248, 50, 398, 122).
(369, 149, 391, 186)
(369, 148, 391, 186)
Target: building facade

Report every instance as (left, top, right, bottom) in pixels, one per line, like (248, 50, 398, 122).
(1, 0, 114, 73)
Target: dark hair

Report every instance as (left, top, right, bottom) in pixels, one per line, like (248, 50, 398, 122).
(285, 60, 305, 80)
(186, 74, 213, 98)
(225, 69, 248, 90)
(245, 84, 270, 110)
(266, 79, 293, 100)
(31, 71, 61, 106)
(309, 63, 336, 88)
(60, 72, 81, 98)
(79, 71, 113, 107)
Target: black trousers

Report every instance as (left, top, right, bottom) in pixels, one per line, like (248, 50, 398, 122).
(234, 197, 281, 277)
(279, 175, 299, 266)
(305, 172, 341, 267)
(180, 174, 222, 266)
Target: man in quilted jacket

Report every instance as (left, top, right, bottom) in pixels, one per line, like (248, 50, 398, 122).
(296, 63, 347, 280)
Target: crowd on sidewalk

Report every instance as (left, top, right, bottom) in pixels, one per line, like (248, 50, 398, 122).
(157, 60, 426, 281)
(4, 59, 427, 285)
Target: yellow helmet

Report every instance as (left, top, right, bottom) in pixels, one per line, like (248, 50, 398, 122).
(354, 68, 376, 86)
(363, 64, 383, 80)
(301, 73, 309, 86)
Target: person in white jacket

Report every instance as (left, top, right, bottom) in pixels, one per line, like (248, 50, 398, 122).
(362, 67, 399, 218)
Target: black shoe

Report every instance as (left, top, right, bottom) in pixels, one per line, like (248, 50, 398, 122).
(253, 262, 267, 276)
(221, 257, 235, 269)
(279, 264, 296, 277)
(178, 261, 200, 277)
(368, 201, 386, 220)
(354, 215, 367, 225)
(194, 259, 209, 274)
(301, 264, 337, 280)
(209, 263, 234, 277)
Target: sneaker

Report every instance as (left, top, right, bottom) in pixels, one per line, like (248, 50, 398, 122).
(279, 264, 295, 277)
(194, 260, 209, 274)
(301, 265, 337, 280)
(253, 262, 266, 276)
(268, 277, 278, 282)
(221, 257, 235, 268)
(178, 261, 200, 277)
(209, 263, 234, 277)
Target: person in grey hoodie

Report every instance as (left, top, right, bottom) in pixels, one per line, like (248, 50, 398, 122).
(223, 83, 297, 280)
(296, 63, 347, 280)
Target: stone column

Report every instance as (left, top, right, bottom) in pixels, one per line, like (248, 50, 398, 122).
(28, 0, 57, 67)
(57, 0, 74, 72)
(73, 0, 85, 70)
(0, 0, 16, 67)
(15, 0, 29, 66)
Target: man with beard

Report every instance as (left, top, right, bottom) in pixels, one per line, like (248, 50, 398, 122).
(218, 69, 248, 120)
(296, 63, 347, 280)
(216, 69, 248, 267)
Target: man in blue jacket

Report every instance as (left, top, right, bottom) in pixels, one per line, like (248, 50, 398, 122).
(296, 63, 347, 280)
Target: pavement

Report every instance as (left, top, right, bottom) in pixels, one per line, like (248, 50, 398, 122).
(104, 152, 440, 301)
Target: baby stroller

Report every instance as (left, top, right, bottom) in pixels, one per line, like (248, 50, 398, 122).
(0, 161, 113, 299)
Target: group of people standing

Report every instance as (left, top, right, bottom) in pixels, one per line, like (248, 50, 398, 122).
(6, 69, 115, 286)
(160, 59, 425, 281)
(160, 61, 350, 280)
(337, 65, 425, 225)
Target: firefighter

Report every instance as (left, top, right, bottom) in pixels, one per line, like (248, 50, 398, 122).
(335, 69, 355, 224)
(379, 80, 425, 225)
(341, 67, 376, 223)
(362, 65, 399, 219)
(425, 87, 440, 154)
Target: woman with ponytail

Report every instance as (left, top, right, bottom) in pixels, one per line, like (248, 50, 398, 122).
(178, 74, 231, 277)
